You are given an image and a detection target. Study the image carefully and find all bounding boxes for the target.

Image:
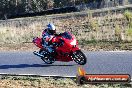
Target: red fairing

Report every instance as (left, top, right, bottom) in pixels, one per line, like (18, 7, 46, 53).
(32, 37, 43, 48)
(33, 31, 80, 62)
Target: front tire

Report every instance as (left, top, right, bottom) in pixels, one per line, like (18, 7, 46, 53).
(72, 50, 87, 65)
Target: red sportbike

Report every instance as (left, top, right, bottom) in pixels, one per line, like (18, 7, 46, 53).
(33, 32, 87, 65)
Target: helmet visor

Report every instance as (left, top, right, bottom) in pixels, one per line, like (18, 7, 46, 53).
(48, 30, 56, 35)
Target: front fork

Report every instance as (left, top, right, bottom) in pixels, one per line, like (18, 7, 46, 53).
(70, 46, 80, 59)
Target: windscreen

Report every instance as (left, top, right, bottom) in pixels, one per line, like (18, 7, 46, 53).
(62, 32, 72, 40)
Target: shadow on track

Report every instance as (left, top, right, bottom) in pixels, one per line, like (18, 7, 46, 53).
(0, 64, 76, 69)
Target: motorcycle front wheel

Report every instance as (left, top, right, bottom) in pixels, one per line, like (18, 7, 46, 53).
(72, 50, 87, 65)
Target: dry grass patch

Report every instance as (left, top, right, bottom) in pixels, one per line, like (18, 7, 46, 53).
(0, 75, 131, 88)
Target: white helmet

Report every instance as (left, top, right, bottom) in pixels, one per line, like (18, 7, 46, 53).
(47, 23, 56, 35)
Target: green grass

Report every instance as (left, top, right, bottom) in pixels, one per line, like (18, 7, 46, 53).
(126, 27, 132, 37)
(124, 10, 132, 21)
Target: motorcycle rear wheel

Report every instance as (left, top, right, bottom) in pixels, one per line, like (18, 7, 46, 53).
(41, 56, 55, 64)
(40, 50, 55, 64)
(72, 50, 87, 65)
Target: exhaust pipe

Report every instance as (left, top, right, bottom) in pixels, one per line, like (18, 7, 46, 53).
(33, 51, 44, 57)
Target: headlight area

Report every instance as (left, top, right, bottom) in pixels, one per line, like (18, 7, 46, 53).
(70, 39, 76, 45)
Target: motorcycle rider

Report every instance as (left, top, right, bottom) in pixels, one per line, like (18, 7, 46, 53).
(41, 23, 56, 54)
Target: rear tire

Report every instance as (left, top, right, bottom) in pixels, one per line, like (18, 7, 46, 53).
(41, 56, 55, 64)
(40, 50, 55, 64)
(72, 50, 87, 65)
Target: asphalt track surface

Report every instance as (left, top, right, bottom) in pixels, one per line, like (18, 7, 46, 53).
(0, 51, 132, 77)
